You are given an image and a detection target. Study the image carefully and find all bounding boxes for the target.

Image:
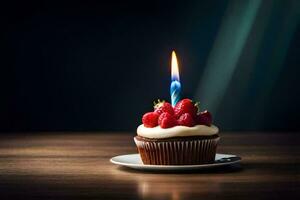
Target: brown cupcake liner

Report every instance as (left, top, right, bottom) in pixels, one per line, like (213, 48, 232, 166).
(134, 136, 220, 165)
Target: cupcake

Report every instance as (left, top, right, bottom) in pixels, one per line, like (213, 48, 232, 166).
(134, 99, 219, 165)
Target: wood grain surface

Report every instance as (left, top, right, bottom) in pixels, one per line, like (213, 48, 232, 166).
(0, 132, 299, 200)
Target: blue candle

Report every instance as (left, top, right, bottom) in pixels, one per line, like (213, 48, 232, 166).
(170, 51, 181, 106)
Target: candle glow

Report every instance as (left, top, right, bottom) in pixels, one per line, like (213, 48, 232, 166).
(170, 51, 181, 106)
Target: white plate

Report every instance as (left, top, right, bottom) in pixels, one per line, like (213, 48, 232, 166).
(110, 153, 241, 171)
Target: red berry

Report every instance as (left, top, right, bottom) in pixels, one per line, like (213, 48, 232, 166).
(177, 113, 195, 127)
(142, 112, 159, 128)
(196, 110, 212, 126)
(159, 112, 177, 128)
(154, 101, 174, 115)
(174, 99, 198, 118)
(158, 112, 173, 125)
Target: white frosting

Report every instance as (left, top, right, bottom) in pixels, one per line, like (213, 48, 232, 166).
(137, 124, 219, 139)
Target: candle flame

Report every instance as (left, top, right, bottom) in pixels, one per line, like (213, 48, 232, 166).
(171, 50, 180, 81)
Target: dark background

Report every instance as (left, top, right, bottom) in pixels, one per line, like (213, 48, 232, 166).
(1, 0, 299, 132)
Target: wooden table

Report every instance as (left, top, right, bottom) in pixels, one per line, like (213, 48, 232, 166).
(0, 132, 299, 200)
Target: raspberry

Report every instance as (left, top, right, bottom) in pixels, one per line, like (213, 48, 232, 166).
(177, 113, 195, 127)
(196, 110, 212, 126)
(142, 112, 159, 128)
(174, 99, 198, 118)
